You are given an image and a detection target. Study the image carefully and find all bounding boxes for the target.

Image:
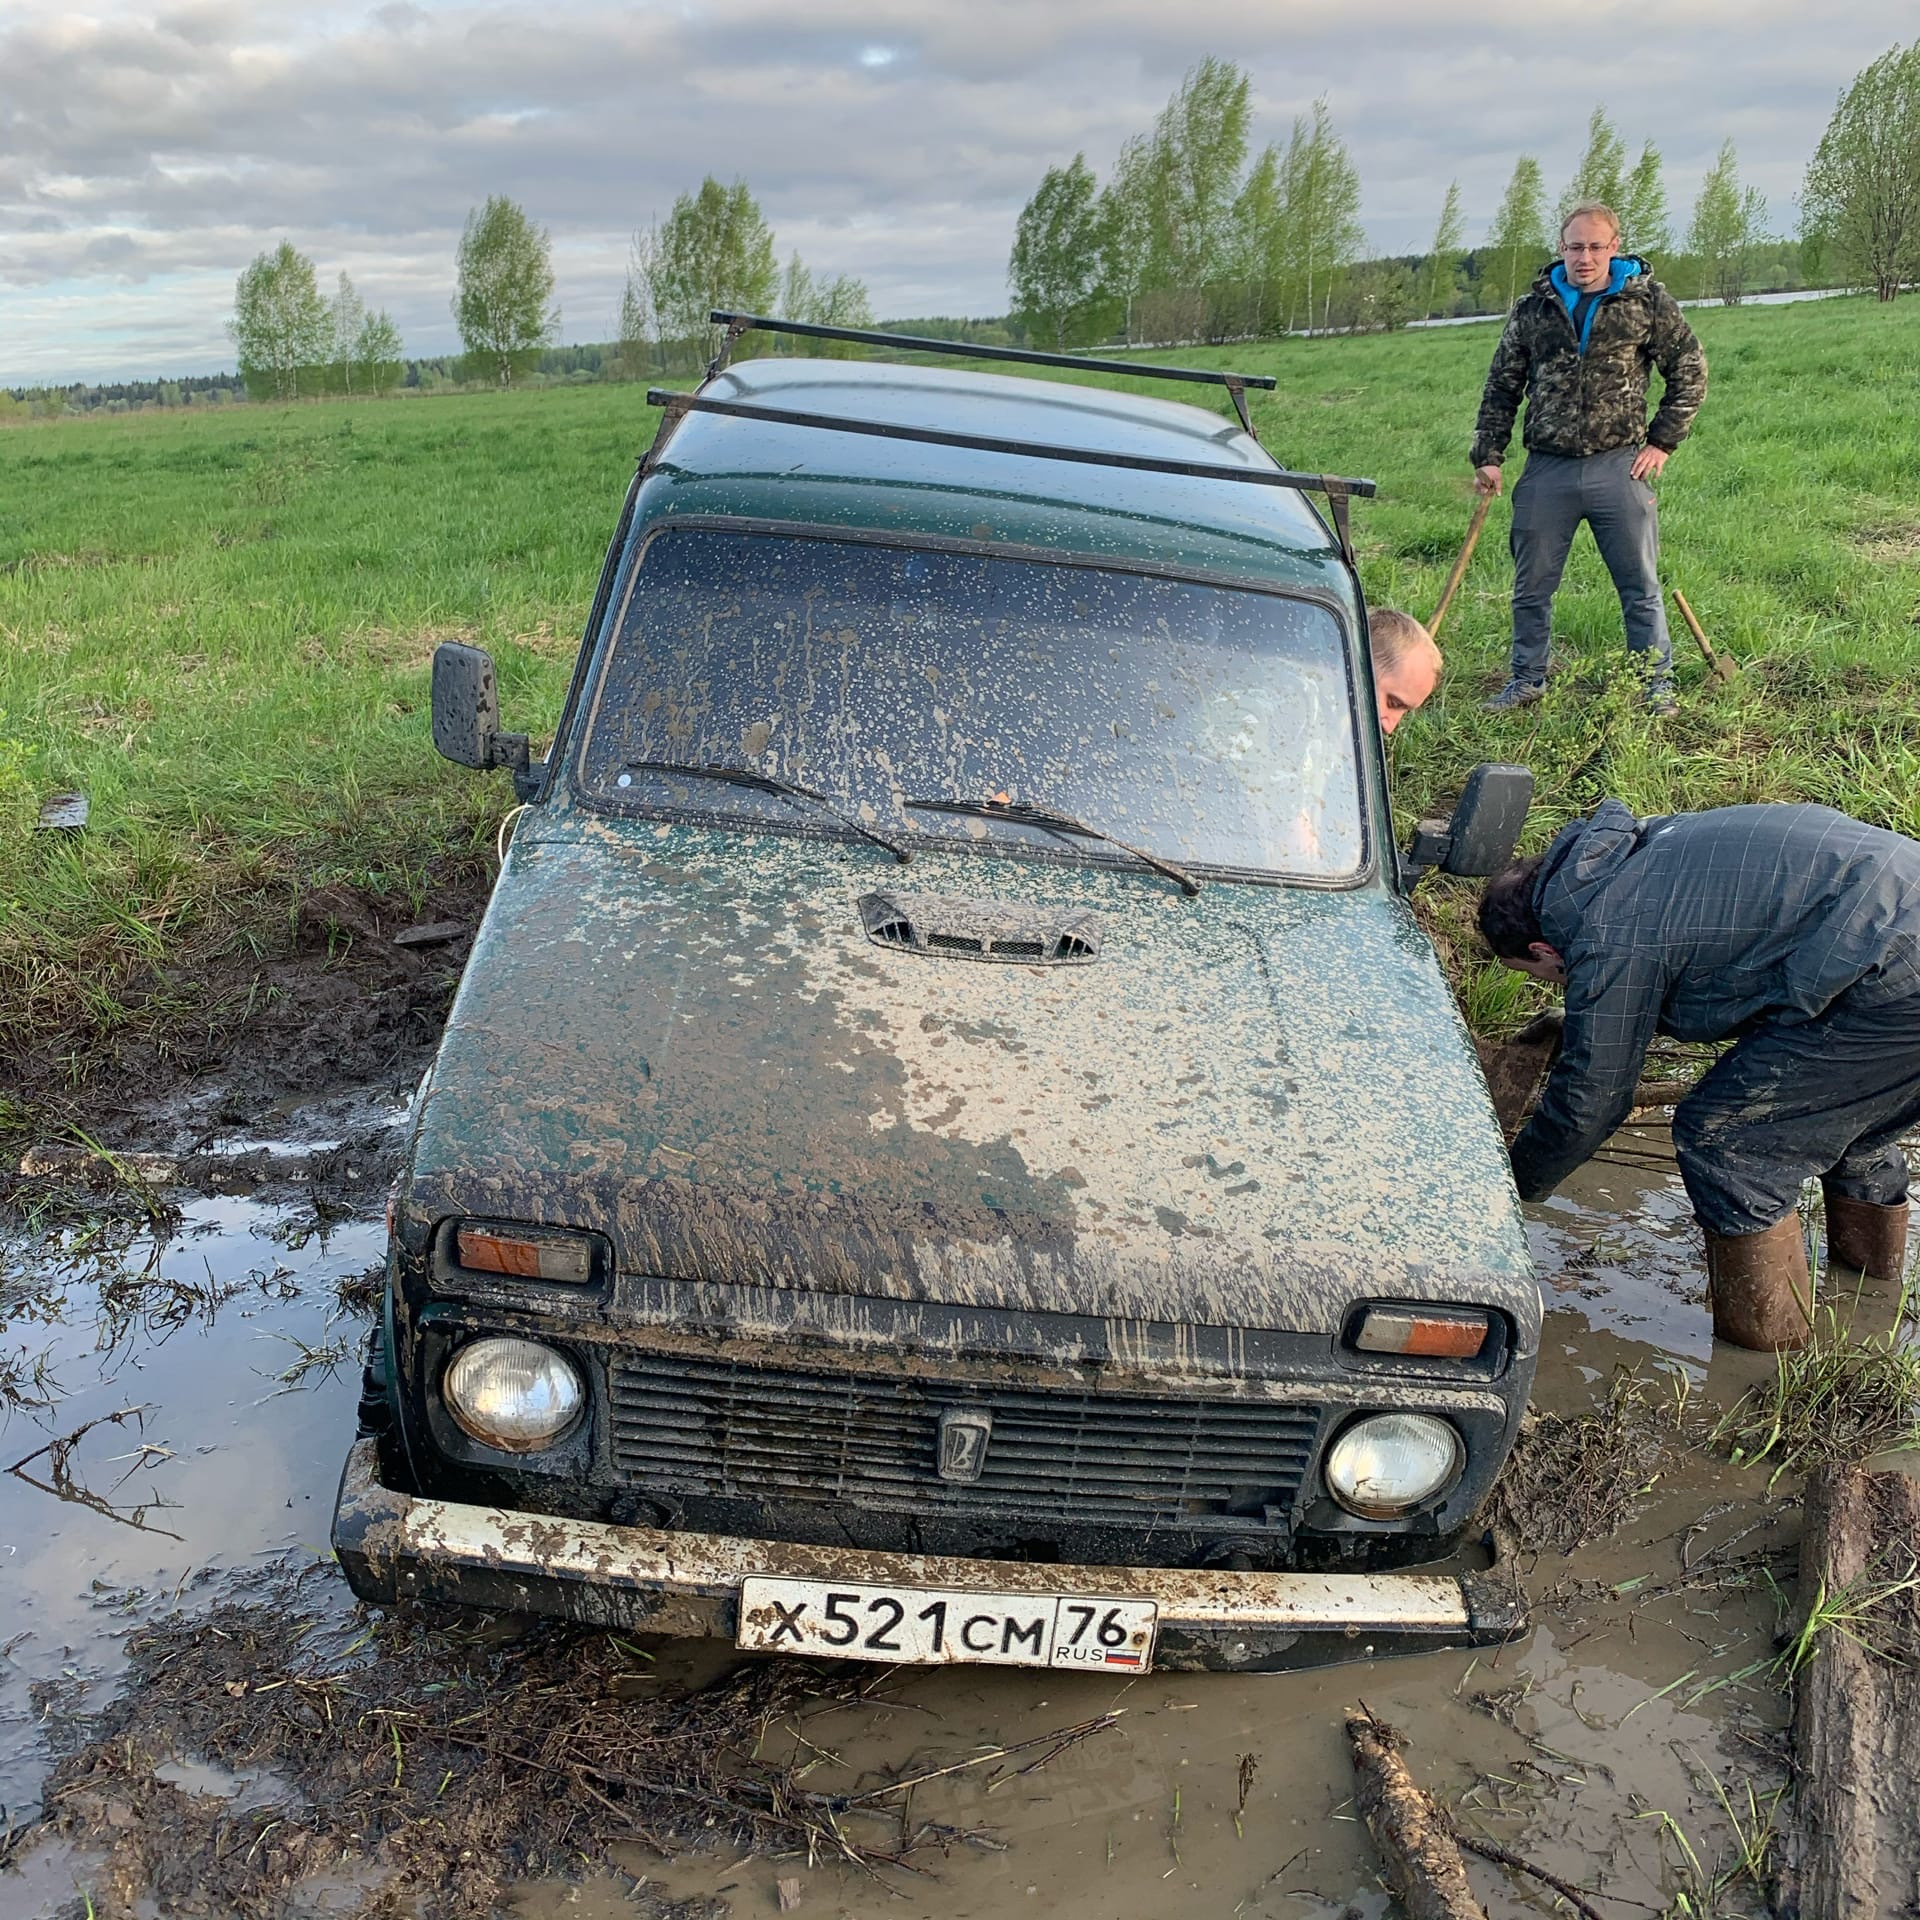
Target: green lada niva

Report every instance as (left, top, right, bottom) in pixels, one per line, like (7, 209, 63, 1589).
(333, 316, 1538, 1672)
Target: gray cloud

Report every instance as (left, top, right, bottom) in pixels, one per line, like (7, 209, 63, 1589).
(1, 0, 1912, 381)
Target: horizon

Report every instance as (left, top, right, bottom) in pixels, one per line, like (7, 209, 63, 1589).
(3, 1, 1913, 387)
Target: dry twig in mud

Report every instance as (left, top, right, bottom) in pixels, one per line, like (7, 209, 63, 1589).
(1344, 1707, 1487, 1919)
(1445, 1827, 1608, 1920)
(31, 1579, 1103, 1920)
(6, 1404, 183, 1538)
(0, 1339, 62, 1418)
(332, 1260, 385, 1317)
(1490, 1368, 1687, 1556)
(262, 1329, 353, 1392)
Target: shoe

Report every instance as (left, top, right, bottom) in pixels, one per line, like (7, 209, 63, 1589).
(1822, 1186, 1910, 1279)
(1483, 678, 1545, 712)
(1645, 684, 1678, 717)
(1703, 1215, 1813, 1351)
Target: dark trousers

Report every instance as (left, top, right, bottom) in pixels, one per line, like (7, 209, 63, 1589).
(1508, 445, 1672, 687)
(1672, 989, 1920, 1237)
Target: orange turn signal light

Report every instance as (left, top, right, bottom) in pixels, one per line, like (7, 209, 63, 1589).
(456, 1225, 594, 1284)
(1353, 1308, 1489, 1359)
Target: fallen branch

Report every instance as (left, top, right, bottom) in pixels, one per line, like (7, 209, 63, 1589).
(6, 1405, 184, 1539)
(849, 1711, 1122, 1803)
(1450, 1826, 1609, 1920)
(1344, 1707, 1488, 1919)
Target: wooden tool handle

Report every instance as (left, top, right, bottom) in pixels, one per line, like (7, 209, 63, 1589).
(1428, 492, 1493, 639)
(1670, 587, 1716, 662)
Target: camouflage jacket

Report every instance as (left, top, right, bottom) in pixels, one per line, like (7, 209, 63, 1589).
(1470, 258, 1707, 469)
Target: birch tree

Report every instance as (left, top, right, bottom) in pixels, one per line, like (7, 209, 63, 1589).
(643, 178, 777, 360)
(1688, 141, 1771, 303)
(1144, 54, 1252, 326)
(1280, 99, 1364, 333)
(352, 310, 405, 394)
(329, 273, 366, 394)
(1096, 135, 1156, 343)
(1560, 107, 1628, 220)
(453, 196, 559, 386)
(1009, 153, 1108, 347)
(1485, 156, 1550, 309)
(229, 242, 332, 401)
(1620, 142, 1672, 255)
(1424, 180, 1467, 316)
(1802, 42, 1920, 301)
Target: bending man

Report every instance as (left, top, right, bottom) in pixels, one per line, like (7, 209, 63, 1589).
(1479, 800, 1920, 1349)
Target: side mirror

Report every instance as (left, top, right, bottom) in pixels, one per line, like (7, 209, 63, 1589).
(431, 642, 534, 789)
(1402, 762, 1533, 889)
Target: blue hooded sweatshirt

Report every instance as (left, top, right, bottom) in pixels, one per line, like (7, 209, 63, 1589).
(1549, 254, 1645, 354)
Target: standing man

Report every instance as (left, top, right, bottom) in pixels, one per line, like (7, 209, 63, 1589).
(1472, 203, 1708, 717)
(1478, 801, 1920, 1351)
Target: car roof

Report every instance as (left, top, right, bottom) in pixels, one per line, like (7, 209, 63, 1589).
(634, 357, 1353, 603)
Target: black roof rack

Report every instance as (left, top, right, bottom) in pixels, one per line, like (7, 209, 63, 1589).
(640, 311, 1378, 564)
(707, 310, 1275, 434)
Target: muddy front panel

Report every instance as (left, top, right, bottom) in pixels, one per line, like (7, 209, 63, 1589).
(608, 1351, 1322, 1526)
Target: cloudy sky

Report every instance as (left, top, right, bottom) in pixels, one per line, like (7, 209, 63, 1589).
(1, 0, 1910, 384)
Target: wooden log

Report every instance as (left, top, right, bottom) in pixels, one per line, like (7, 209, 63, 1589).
(1778, 1463, 1920, 1918)
(1344, 1710, 1489, 1920)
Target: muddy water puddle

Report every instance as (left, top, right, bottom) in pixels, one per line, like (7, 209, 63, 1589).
(2, 1111, 1799, 1918)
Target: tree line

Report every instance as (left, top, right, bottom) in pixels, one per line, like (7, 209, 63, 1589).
(228, 246, 406, 400)
(22, 41, 1915, 413)
(220, 176, 880, 402)
(1010, 43, 1920, 344)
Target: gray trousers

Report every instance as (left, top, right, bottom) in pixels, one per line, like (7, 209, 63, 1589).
(1508, 445, 1672, 686)
(1672, 988, 1920, 1237)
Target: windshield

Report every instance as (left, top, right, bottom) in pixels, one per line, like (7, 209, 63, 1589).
(576, 528, 1365, 879)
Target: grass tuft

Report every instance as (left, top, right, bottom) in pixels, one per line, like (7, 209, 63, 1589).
(1713, 1281, 1920, 1488)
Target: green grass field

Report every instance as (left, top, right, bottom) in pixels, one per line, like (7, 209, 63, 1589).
(4, 294, 1918, 1087)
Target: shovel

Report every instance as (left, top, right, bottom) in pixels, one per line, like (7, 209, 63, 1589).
(1428, 492, 1493, 640)
(1671, 588, 1740, 683)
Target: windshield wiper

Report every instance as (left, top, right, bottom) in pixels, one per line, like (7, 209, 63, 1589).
(617, 761, 911, 864)
(903, 796, 1200, 896)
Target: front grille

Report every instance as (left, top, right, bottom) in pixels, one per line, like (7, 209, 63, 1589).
(608, 1353, 1320, 1523)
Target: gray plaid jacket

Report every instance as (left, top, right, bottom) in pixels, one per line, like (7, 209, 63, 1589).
(1508, 801, 1920, 1200)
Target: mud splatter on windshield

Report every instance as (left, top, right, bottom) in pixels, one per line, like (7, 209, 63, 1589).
(577, 530, 1364, 879)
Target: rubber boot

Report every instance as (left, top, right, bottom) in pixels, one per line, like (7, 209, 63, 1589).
(1703, 1216, 1813, 1352)
(1822, 1187, 1911, 1281)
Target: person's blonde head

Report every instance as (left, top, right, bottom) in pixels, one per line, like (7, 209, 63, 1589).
(1560, 201, 1621, 243)
(1368, 609, 1443, 736)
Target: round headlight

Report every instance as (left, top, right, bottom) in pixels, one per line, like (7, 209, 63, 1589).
(1325, 1413, 1464, 1519)
(443, 1337, 584, 1452)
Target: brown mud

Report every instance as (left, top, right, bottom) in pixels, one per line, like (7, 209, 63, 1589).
(2, 1083, 1858, 1919)
(3, 860, 490, 1150)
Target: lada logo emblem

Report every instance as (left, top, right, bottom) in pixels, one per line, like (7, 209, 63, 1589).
(935, 1406, 993, 1484)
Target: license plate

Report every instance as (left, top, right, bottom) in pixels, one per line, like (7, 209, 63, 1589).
(737, 1577, 1157, 1671)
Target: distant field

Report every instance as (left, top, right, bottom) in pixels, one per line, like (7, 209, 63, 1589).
(4, 295, 1918, 1085)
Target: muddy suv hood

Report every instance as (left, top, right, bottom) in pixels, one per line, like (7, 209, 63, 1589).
(405, 820, 1530, 1333)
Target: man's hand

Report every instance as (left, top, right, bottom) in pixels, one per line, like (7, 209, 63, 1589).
(1473, 464, 1503, 496)
(1630, 445, 1669, 482)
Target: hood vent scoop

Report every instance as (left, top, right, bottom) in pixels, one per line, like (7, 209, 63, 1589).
(859, 892, 1103, 966)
